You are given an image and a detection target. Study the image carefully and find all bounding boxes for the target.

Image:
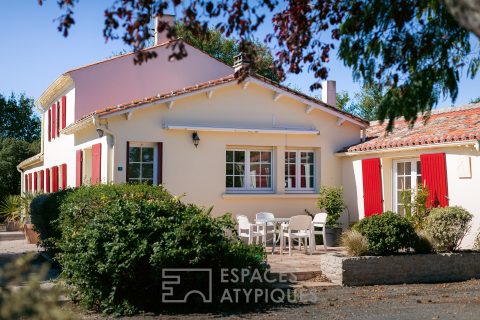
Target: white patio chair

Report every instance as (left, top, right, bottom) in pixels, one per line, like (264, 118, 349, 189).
(236, 215, 262, 245)
(280, 215, 313, 256)
(255, 212, 276, 243)
(312, 212, 328, 252)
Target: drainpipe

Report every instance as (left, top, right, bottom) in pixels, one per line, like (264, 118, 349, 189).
(17, 166, 24, 196)
(92, 117, 116, 183)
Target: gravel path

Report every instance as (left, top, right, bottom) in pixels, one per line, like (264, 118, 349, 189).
(80, 279, 480, 320)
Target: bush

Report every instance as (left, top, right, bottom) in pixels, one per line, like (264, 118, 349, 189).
(317, 186, 345, 228)
(30, 190, 71, 254)
(340, 229, 368, 256)
(474, 232, 480, 251)
(413, 231, 434, 254)
(56, 184, 266, 315)
(354, 211, 418, 255)
(424, 206, 472, 252)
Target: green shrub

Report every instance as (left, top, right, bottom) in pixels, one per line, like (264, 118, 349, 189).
(56, 184, 266, 315)
(317, 186, 345, 228)
(340, 229, 368, 256)
(414, 231, 434, 254)
(474, 232, 480, 251)
(354, 211, 418, 255)
(30, 190, 71, 254)
(424, 206, 472, 252)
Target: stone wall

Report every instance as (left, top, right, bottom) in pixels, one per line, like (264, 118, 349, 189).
(320, 252, 480, 286)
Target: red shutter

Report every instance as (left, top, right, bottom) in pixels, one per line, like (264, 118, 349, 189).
(52, 166, 59, 192)
(61, 164, 67, 189)
(61, 96, 67, 129)
(362, 158, 384, 217)
(46, 168, 50, 193)
(420, 153, 449, 208)
(48, 108, 52, 142)
(52, 104, 57, 139)
(25, 175, 28, 192)
(40, 170, 44, 192)
(33, 172, 38, 192)
(76, 150, 83, 187)
(56, 102, 61, 136)
(91, 143, 102, 185)
(28, 174, 33, 192)
(157, 142, 163, 184)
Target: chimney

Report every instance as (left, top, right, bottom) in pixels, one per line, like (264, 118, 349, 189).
(321, 80, 336, 107)
(153, 14, 176, 45)
(233, 53, 250, 72)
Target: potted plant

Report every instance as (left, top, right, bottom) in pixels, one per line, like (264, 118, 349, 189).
(317, 186, 345, 246)
(19, 193, 39, 244)
(0, 195, 22, 231)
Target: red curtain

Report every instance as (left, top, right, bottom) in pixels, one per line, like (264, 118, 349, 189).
(420, 153, 449, 208)
(362, 158, 383, 217)
(91, 143, 102, 185)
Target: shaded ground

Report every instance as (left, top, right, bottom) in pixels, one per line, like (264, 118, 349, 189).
(79, 280, 480, 320)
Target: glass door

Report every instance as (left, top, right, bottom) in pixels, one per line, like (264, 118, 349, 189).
(393, 159, 422, 216)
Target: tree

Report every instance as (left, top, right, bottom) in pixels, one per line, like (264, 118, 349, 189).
(40, 0, 480, 129)
(0, 138, 39, 201)
(336, 91, 350, 110)
(346, 84, 385, 121)
(470, 97, 480, 103)
(0, 94, 40, 142)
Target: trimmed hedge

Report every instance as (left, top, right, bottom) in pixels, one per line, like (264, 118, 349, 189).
(33, 184, 266, 315)
(355, 211, 418, 255)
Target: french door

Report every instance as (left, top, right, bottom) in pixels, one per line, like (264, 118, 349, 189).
(393, 159, 422, 216)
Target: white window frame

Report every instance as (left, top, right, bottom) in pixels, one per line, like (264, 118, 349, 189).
(285, 150, 316, 193)
(392, 158, 422, 216)
(128, 142, 158, 185)
(225, 148, 274, 193)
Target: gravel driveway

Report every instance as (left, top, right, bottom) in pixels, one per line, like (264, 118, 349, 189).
(81, 279, 480, 320)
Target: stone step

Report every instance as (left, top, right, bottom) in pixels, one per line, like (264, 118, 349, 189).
(270, 270, 323, 282)
(0, 231, 26, 241)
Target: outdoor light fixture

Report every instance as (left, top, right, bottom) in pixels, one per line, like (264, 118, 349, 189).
(192, 131, 200, 148)
(96, 128, 104, 138)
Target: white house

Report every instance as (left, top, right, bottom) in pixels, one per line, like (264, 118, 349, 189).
(18, 31, 480, 248)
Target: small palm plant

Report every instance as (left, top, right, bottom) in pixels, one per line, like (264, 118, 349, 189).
(0, 195, 22, 223)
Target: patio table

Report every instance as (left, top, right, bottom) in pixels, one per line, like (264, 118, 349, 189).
(254, 217, 290, 254)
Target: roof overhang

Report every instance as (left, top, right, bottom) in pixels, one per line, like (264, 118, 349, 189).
(61, 114, 95, 135)
(36, 74, 74, 111)
(337, 140, 480, 157)
(17, 153, 44, 170)
(164, 124, 320, 135)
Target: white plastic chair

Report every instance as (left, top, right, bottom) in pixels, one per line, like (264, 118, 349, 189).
(312, 213, 328, 252)
(255, 212, 275, 244)
(236, 215, 262, 245)
(280, 215, 313, 255)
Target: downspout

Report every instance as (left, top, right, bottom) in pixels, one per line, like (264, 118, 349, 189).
(16, 166, 24, 196)
(92, 117, 116, 183)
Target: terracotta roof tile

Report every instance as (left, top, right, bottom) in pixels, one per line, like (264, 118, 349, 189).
(344, 103, 480, 152)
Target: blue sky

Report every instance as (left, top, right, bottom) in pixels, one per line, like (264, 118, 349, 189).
(0, 1, 478, 108)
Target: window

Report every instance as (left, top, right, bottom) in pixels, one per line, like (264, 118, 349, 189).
(128, 143, 156, 184)
(393, 159, 422, 216)
(226, 149, 272, 191)
(285, 151, 315, 191)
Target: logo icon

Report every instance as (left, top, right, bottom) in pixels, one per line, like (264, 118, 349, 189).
(162, 268, 212, 303)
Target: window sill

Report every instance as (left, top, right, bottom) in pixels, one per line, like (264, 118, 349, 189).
(222, 193, 318, 200)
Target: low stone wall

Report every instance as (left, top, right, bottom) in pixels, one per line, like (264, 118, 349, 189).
(320, 252, 480, 286)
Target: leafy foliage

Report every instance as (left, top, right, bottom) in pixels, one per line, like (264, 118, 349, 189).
(336, 91, 350, 110)
(470, 97, 480, 103)
(424, 206, 472, 252)
(0, 94, 40, 142)
(399, 185, 431, 230)
(317, 186, 345, 228)
(414, 230, 434, 254)
(40, 1, 479, 128)
(340, 229, 368, 256)
(345, 83, 384, 121)
(0, 254, 74, 320)
(0, 195, 21, 223)
(0, 138, 39, 202)
(354, 211, 418, 255)
(50, 184, 265, 315)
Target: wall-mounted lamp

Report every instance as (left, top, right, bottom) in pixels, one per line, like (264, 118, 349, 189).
(192, 131, 200, 148)
(96, 128, 104, 138)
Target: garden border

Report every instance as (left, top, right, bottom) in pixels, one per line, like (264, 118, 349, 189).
(320, 252, 480, 286)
